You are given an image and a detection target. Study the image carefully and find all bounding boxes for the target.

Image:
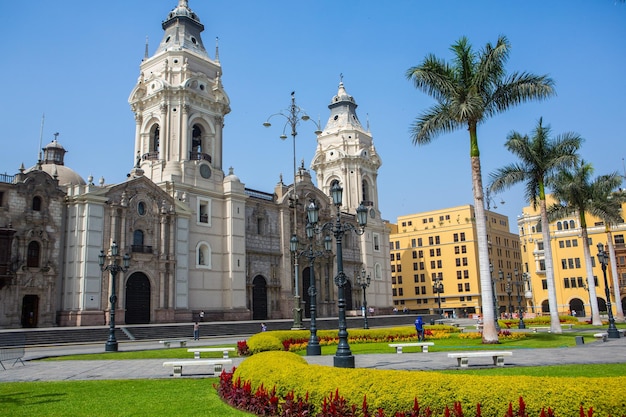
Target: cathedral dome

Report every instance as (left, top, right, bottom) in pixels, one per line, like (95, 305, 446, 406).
(27, 138, 86, 187)
(166, 0, 201, 24)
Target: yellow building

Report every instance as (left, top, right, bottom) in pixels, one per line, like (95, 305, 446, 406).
(517, 198, 626, 318)
(387, 205, 523, 318)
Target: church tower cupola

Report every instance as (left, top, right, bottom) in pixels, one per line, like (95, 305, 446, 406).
(155, 0, 208, 58)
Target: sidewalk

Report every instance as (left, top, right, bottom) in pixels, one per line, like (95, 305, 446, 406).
(1, 331, 624, 382)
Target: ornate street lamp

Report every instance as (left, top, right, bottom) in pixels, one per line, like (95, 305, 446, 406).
(433, 276, 444, 317)
(505, 272, 513, 318)
(99, 241, 130, 352)
(263, 92, 321, 330)
(290, 224, 332, 355)
(498, 269, 504, 319)
(596, 243, 620, 338)
(307, 183, 368, 368)
(356, 268, 371, 329)
(516, 272, 531, 329)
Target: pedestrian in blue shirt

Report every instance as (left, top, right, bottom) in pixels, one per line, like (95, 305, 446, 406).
(414, 316, 425, 341)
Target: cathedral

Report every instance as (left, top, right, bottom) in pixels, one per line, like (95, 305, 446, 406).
(0, 0, 391, 329)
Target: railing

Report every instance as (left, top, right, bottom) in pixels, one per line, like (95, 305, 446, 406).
(362, 200, 374, 207)
(199, 214, 208, 223)
(245, 188, 274, 201)
(131, 245, 153, 254)
(0, 173, 15, 184)
(142, 152, 159, 161)
(189, 152, 211, 163)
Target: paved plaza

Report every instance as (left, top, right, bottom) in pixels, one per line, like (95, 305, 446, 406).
(1, 327, 624, 382)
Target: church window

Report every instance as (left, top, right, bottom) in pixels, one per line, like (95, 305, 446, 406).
(133, 230, 144, 246)
(32, 196, 42, 211)
(151, 125, 160, 153)
(192, 125, 202, 152)
(196, 242, 211, 268)
(137, 202, 146, 216)
(27, 241, 40, 267)
(361, 179, 370, 204)
(373, 233, 380, 251)
(197, 197, 211, 226)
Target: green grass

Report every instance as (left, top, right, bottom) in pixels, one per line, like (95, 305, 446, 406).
(40, 345, 235, 361)
(0, 379, 254, 417)
(435, 363, 626, 377)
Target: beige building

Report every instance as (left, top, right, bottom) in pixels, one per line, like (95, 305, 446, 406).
(388, 205, 523, 318)
(517, 197, 626, 318)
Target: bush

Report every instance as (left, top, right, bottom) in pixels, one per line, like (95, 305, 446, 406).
(247, 333, 284, 354)
(233, 351, 626, 417)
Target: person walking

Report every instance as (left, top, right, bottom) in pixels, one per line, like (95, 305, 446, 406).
(414, 316, 425, 341)
(193, 322, 200, 340)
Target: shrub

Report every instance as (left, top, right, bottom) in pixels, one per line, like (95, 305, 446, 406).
(247, 333, 284, 354)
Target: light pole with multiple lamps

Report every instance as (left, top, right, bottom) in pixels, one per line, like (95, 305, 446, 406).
(515, 271, 530, 329)
(99, 241, 130, 352)
(489, 263, 500, 331)
(356, 268, 371, 329)
(433, 276, 444, 317)
(596, 243, 621, 339)
(263, 92, 321, 330)
(290, 224, 332, 355)
(505, 272, 513, 318)
(307, 183, 368, 368)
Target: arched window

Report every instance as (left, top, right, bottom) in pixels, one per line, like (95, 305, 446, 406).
(27, 241, 40, 267)
(375, 263, 382, 280)
(563, 221, 569, 230)
(569, 220, 575, 229)
(151, 125, 160, 153)
(197, 242, 211, 268)
(556, 222, 562, 231)
(133, 230, 144, 246)
(32, 196, 42, 211)
(192, 125, 202, 152)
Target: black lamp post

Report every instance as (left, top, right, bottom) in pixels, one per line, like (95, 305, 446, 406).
(433, 276, 444, 317)
(498, 269, 504, 319)
(356, 268, 371, 329)
(290, 224, 332, 355)
(99, 241, 130, 352)
(505, 272, 513, 318)
(307, 183, 368, 368)
(596, 243, 621, 339)
(263, 92, 321, 330)
(490, 263, 500, 331)
(515, 270, 529, 329)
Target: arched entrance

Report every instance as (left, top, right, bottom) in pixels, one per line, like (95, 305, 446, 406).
(252, 275, 268, 320)
(125, 272, 151, 324)
(569, 298, 585, 317)
(21, 294, 39, 328)
(597, 297, 607, 314)
(302, 267, 312, 318)
(541, 300, 550, 314)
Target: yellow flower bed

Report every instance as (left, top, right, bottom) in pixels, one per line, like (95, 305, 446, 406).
(234, 351, 626, 416)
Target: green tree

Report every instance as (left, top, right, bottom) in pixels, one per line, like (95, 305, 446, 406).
(406, 36, 555, 343)
(489, 118, 581, 333)
(548, 161, 624, 325)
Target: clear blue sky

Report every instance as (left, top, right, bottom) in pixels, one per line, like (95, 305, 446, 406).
(1, 1, 624, 232)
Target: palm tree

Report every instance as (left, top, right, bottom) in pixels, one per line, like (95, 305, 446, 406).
(406, 36, 555, 343)
(489, 118, 581, 333)
(548, 161, 624, 325)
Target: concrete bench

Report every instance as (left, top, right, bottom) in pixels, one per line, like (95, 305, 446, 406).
(159, 339, 187, 348)
(388, 342, 434, 353)
(187, 347, 236, 359)
(0, 346, 25, 370)
(163, 359, 232, 377)
(530, 327, 550, 333)
(594, 333, 608, 342)
(448, 351, 513, 368)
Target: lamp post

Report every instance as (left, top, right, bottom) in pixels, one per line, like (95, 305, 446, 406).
(356, 268, 371, 329)
(490, 263, 500, 331)
(307, 183, 368, 368)
(290, 224, 332, 355)
(505, 272, 513, 318)
(433, 276, 444, 317)
(99, 241, 130, 352)
(514, 270, 528, 329)
(498, 269, 504, 319)
(263, 92, 321, 330)
(596, 243, 620, 338)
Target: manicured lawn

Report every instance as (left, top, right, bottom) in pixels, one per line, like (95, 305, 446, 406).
(0, 379, 254, 417)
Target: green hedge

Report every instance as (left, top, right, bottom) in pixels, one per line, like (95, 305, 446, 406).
(234, 351, 626, 416)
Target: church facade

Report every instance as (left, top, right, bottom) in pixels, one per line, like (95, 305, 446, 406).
(0, 0, 391, 328)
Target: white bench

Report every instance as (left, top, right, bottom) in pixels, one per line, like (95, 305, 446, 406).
(159, 339, 187, 348)
(530, 326, 550, 333)
(594, 333, 608, 342)
(163, 359, 232, 377)
(388, 342, 434, 353)
(448, 351, 513, 368)
(187, 347, 236, 359)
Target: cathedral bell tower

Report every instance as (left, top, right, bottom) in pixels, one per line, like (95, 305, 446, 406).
(128, 0, 230, 186)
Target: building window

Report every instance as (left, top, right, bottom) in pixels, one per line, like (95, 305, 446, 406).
(197, 242, 211, 268)
(414, 274, 419, 283)
(411, 239, 416, 247)
(435, 236, 440, 244)
(454, 246, 460, 254)
(412, 250, 417, 259)
(417, 238, 422, 247)
(390, 253, 395, 261)
(32, 196, 42, 211)
(563, 278, 570, 288)
(457, 270, 462, 279)
(460, 233, 465, 241)
(465, 283, 470, 291)
(27, 241, 40, 267)
(396, 253, 401, 261)
(413, 262, 418, 271)
(375, 263, 382, 280)
(398, 288, 403, 296)
(397, 276, 403, 284)
(397, 265, 402, 272)
(197, 198, 211, 225)
(458, 283, 463, 292)
(418, 250, 423, 258)
(373, 233, 380, 251)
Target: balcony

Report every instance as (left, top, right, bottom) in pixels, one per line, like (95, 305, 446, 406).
(189, 152, 211, 163)
(131, 245, 153, 254)
(142, 152, 159, 161)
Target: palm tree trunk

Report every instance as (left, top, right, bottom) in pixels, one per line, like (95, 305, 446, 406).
(471, 155, 498, 343)
(581, 226, 602, 325)
(606, 230, 625, 322)
(540, 200, 562, 333)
